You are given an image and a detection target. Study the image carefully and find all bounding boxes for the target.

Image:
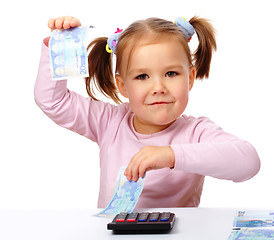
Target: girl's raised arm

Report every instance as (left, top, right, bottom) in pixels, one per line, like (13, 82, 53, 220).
(34, 16, 115, 143)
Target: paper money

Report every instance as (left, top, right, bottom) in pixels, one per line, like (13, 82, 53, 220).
(233, 210, 274, 228)
(227, 229, 274, 240)
(227, 210, 274, 240)
(95, 165, 145, 218)
(49, 26, 89, 80)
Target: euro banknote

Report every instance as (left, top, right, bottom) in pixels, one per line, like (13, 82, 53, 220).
(95, 165, 145, 218)
(49, 26, 89, 80)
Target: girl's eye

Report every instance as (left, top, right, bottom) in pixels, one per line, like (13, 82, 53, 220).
(135, 74, 149, 80)
(165, 71, 178, 77)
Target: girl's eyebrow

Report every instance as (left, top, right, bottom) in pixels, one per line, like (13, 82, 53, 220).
(164, 64, 185, 70)
(128, 64, 185, 75)
(128, 68, 149, 76)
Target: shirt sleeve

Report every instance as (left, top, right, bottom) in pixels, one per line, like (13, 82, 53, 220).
(34, 37, 116, 144)
(170, 117, 260, 182)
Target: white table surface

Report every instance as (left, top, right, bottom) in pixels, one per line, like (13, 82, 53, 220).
(0, 208, 238, 240)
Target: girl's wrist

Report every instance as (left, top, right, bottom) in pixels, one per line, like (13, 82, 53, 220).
(168, 146, 175, 169)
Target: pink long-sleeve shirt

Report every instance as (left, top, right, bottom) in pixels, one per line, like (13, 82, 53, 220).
(34, 38, 260, 208)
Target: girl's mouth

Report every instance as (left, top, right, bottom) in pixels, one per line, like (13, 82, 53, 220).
(148, 101, 173, 106)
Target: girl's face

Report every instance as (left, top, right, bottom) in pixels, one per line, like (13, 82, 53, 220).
(116, 37, 196, 134)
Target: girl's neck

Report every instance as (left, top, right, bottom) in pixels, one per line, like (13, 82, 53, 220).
(133, 115, 175, 135)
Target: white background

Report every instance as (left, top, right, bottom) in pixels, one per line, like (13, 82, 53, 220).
(0, 0, 273, 210)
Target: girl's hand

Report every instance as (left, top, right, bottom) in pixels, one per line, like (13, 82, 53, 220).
(124, 146, 175, 182)
(48, 16, 81, 31)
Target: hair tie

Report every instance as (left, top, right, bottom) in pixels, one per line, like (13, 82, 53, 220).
(106, 28, 123, 54)
(174, 17, 195, 42)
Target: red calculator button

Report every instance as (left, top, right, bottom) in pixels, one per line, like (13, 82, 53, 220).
(116, 219, 125, 222)
(126, 213, 138, 222)
(127, 219, 136, 222)
(116, 212, 128, 222)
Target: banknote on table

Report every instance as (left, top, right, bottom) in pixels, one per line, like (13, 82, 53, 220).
(49, 26, 89, 80)
(233, 210, 274, 228)
(95, 165, 145, 218)
(227, 210, 274, 240)
(227, 229, 274, 240)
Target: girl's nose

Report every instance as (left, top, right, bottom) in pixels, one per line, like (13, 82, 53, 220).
(153, 89, 166, 95)
(152, 79, 167, 95)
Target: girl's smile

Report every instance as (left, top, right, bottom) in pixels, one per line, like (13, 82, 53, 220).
(147, 101, 174, 106)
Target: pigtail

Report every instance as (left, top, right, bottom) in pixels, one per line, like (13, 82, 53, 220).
(189, 16, 217, 80)
(85, 37, 121, 104)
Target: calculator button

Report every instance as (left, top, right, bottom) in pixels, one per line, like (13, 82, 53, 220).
(127, 212, 138, 222)
(116, 219, 125, 222)
(138, 212, 149, 222)
(116, 212, 128, 222)
(160, 212, 171, 221)
(149, 212, 160, 221)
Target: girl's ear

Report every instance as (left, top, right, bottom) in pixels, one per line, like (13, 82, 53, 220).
(189, 66, 196, 91)
(115, 75, 128, 98)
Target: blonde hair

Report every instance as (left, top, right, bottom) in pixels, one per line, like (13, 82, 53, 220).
(85, 16, 217, 104)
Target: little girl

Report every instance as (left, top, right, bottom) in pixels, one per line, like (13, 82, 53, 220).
(35, 16, 260, 208)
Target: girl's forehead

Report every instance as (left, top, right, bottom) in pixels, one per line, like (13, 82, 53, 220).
(117, 35, 189, 76)
(133, 33, 178, 47)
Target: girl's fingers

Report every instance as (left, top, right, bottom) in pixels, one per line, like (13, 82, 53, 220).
(131, 163, 140, 182)
(125, 154, 146, 181)
(55, 17, 65, 29)
(70, 17, 81, 28)
(48, 18, 56, 31)
(63, 16, 73, 29)
(47, 16, 81, 31)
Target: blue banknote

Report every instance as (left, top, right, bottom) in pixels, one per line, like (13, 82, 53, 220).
(233, 210, 274, 228)
(49, 26, 89, 80)
(95, 165, 145, 218)
(227, 229, 274, 240)
(227, 210, 274, 239)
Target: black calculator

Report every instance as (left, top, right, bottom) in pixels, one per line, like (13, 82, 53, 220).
(107, 212, 175, 233)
